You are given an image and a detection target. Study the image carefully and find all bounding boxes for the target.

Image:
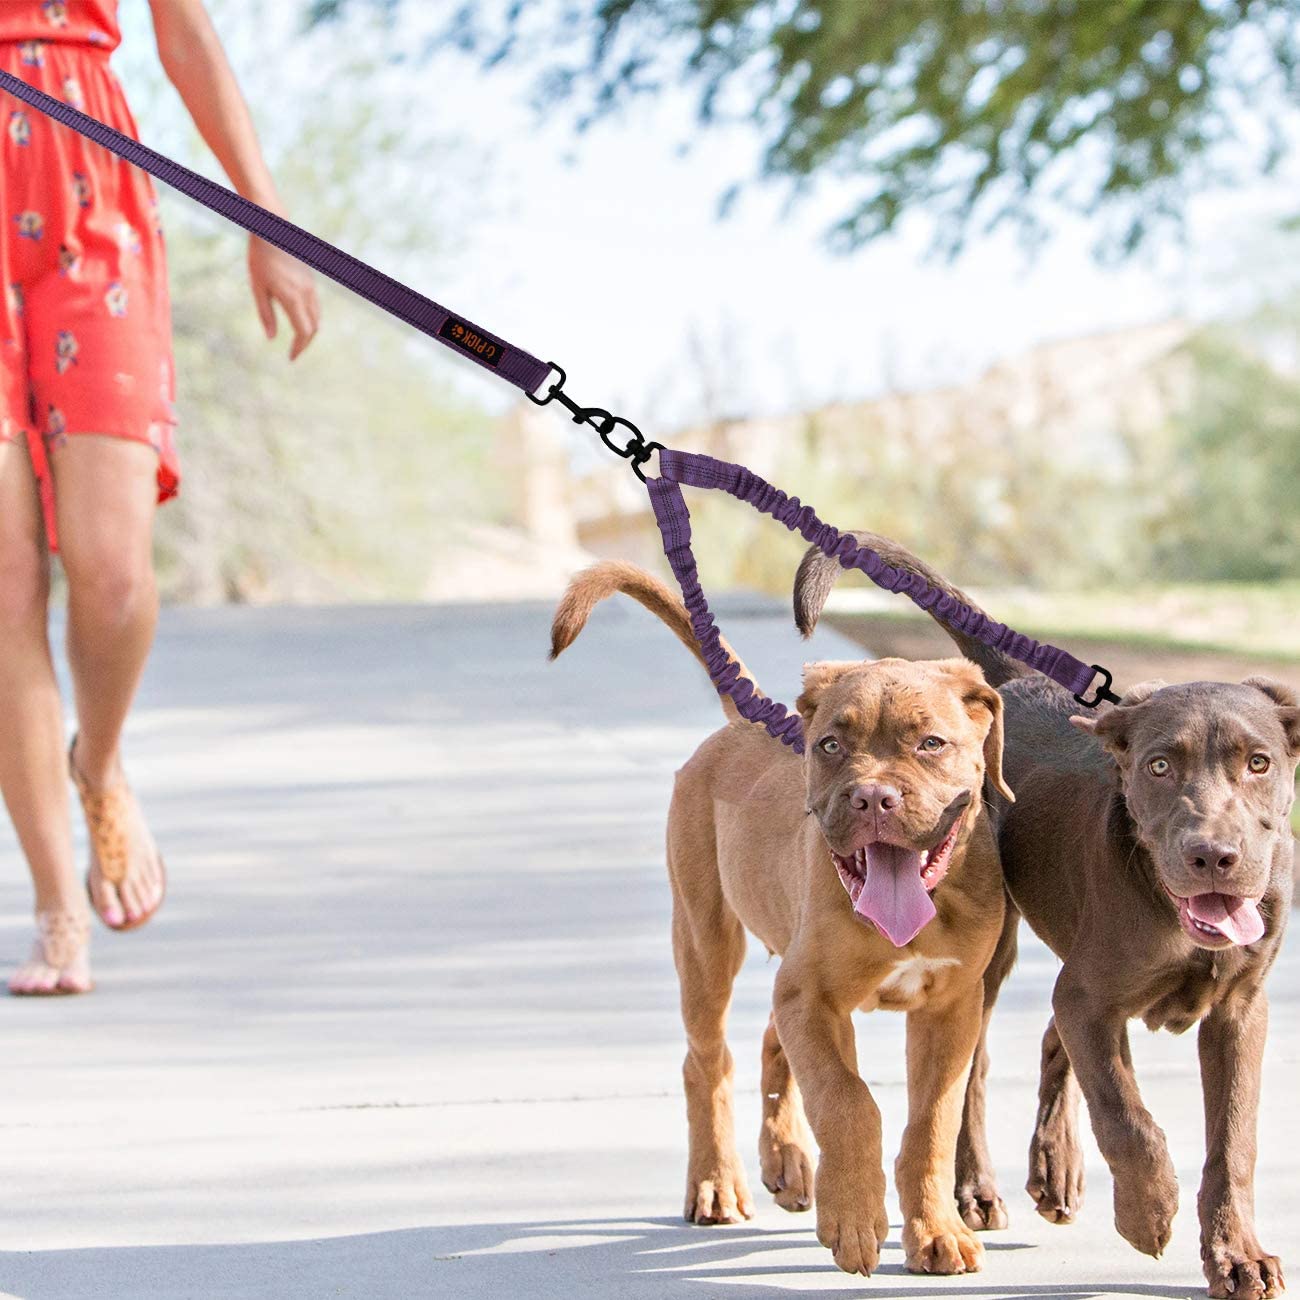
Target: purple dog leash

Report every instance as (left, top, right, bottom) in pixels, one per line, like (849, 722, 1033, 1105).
(646, 451, 1118, 753)
(1, 68, 1120, 735)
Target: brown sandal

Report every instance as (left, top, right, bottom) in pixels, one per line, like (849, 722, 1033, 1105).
(70, 737, 167, 932)
(8, 909, 93, 996)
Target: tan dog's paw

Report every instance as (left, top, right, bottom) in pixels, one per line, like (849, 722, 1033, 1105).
(1113, 1158, 1177, 1257)
(1026, 1124, 1085, 1224)
(904, 1217, 984, 1275)
(759, 1128, 814, 1213)
(684, 1162, 755, 1225)
(1204, 1237, 1285, 1300)
(814, 1169, 889, 1275)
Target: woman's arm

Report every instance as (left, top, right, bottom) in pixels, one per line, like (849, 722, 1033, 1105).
(147, 0, 320, 359)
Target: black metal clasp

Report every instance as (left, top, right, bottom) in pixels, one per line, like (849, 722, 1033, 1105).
(1073, 664, 1122, 709)
(528, 362, 664, 481)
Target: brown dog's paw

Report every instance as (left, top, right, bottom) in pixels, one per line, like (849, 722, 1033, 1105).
(759, 1136, 814, 1213)
(1113, 1161, 1177, 1257)
(1026, 1126, 1086, 1225)
(955, 1174, 1009, 1231)
(684, 1163, 755, 1225)
(904, 1217, 985, 1275)
(1205, 1239, 1285, 1300)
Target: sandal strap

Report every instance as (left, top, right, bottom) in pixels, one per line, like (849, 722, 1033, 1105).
(69, 738, 133, 887)
(36, 909, 90, 970)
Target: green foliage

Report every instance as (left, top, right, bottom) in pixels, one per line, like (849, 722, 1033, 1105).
(1148, 323, 1300, 581)
(310, 0, 1300, 257)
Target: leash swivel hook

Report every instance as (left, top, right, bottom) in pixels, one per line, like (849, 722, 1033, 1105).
(1074, 664, 1121, 709)
(528, 362, 664, 481)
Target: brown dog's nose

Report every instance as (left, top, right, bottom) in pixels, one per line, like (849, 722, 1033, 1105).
(849, 783, 902, 815)
(1183, 839, 1240, 874)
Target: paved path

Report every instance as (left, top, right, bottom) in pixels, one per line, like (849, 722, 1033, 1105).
(0, 601, 1294, 1300)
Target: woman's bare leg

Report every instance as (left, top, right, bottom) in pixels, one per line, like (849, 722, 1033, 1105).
(0, 439, 89, 993)
(51, 436, 164, 928)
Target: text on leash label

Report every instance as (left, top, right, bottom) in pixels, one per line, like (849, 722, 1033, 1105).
(438, 316, 503, 367)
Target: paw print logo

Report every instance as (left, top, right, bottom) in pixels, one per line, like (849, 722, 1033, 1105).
(41, 1, 69, 28)
(6, 283, 23, 317)
(54, 330, 78, 375)
(104, 283, 128, 318)
(14, 211, 44, 241)
(61, 77, 84, 111)
(71, 172, 92, 209)
(58, 244, 80, 277)
(8, 111, 30, 147)
(18, 40, 45, 67)
(115, 221, 142, 257)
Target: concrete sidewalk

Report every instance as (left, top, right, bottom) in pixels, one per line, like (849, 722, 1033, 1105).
(0, 600, 1294, 1300)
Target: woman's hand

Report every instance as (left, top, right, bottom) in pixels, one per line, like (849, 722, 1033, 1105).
(248, 237, 320, 361)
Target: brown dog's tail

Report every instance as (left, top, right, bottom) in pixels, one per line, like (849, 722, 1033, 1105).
(550, 561, 748, 722)
(793, 532, 1026, 689)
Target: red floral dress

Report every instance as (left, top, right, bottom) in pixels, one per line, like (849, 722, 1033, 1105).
(0, 0, 177, 550)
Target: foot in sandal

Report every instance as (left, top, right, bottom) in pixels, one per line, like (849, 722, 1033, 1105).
(70, 737, 166, 931)
(8, 910, 93, 996)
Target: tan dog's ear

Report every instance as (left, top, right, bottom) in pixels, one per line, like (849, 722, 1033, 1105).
(1243, 676, 1300, 755)
(963, 681, 1014, 802)
(796, 661, 857, 721)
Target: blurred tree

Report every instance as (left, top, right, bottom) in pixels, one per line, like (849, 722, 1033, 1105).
(308, 0, 1300, 257)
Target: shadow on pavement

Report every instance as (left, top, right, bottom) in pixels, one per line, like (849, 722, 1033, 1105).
(0, 1217, 1204, 1300)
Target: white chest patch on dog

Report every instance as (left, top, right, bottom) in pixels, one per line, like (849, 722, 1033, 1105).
(877, 955, 961, 1004)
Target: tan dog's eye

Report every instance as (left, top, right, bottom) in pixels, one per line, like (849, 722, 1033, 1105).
(1148, 757, 1170, 777)
(817, 737, 841, 756)
(918, 736, 946, 754)
(1248, 754, 1271, 774)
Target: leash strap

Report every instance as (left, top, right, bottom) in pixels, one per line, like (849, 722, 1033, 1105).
(648, 450, 1116, 753)
(0, 68, 553, 396)
(0, 69, 1121, 722)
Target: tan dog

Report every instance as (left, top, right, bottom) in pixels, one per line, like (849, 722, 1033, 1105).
(551, 562, 1013, 1277)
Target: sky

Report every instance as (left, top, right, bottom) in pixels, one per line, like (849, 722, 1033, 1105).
(116, 1, 1300, 433)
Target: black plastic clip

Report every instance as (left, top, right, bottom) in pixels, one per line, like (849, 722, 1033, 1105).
(1073, 664, 1122, 709)
(527, 362, 663, 481)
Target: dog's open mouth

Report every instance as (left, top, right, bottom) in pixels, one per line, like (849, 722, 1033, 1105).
(1164, 887, 1266, 949)
(830, 818, 962, 949)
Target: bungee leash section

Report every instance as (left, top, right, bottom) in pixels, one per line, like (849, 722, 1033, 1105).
(0, 69, 1121, 733)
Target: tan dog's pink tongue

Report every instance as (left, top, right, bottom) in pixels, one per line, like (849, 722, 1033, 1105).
(1186, 893, 1265, 945)
(856, 842, 936, 947)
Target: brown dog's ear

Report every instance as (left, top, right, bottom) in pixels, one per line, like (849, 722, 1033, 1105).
(962, 680, 1015, 802)
(1243, 676, 1300, 754)
(796, 661, 857, 721)
(1070, 680, 1166, 756)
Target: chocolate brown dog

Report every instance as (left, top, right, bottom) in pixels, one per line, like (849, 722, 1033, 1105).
(795, 536, 1296, 1300)
(551, 561, 1014, 1277)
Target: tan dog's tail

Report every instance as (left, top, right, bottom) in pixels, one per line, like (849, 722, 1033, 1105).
(793, 533, 1025, 689)
(551, 561, 748, 722)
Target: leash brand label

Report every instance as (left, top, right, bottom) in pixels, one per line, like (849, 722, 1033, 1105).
(438, 316, 503, 367)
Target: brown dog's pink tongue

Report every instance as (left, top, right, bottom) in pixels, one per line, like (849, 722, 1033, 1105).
(1186, 893, 1265, 945)
(856, 842, 935, 947)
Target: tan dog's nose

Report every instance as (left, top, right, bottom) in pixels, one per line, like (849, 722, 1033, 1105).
(1182, 839, 1240, 875)
(849, 783, 902, 815)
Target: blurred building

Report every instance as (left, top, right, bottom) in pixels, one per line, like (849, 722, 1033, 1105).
(447, 318, 1193, 600)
